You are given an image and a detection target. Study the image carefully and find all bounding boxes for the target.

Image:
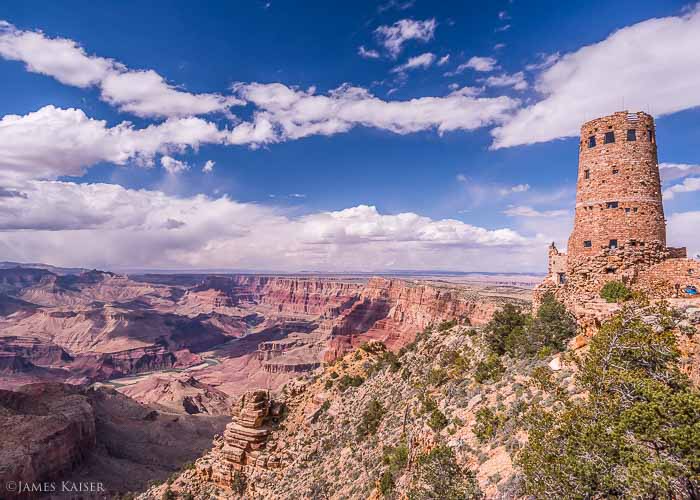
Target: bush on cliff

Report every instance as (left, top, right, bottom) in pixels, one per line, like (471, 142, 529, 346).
(484, 295, 575, 358)
(518, 303, 700, 498)
(472, 407, 506, 443)
(600, 280, 632, 303)
(527, 292, 576, 354)
(474, 353, 504, 383)
(483, 303, 530, 356)
(357, 398, 385, 439)
(408, 444, 483, 499)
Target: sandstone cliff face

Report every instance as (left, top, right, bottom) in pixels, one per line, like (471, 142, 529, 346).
(0, 384, 96, 490)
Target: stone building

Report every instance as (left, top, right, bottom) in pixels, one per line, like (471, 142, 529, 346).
(538, 111, 699, 306)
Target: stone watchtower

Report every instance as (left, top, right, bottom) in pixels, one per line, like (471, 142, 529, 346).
(568, 111, 666, 258)
(538, 111, 700, 305)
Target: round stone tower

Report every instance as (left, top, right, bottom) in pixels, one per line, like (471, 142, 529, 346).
(567, 111, 666, 260)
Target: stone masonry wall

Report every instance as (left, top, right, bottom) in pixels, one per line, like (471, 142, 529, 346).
(568, 111, 665, 258)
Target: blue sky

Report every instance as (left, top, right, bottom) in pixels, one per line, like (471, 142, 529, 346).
(0, 0, 698, 272)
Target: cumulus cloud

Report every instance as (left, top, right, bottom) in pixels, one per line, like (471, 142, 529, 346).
(160, 156, 190, 174)
(233, 82, 519, 142)
(202, 160, 215, 173)
(668, 211, 700, 258)
(0, 106, 225, 184)
(492, 6, 700, 148)
(437, 54, 450, 66)
(0, 21, 242, 118)
(663, 177, 700, 200)
(659, 163, 700, 182)
(0, 181, 542, 271)
(484, 72, 528, 91)
(374, 18, 436, 58)
(391, 52, 436, 73)
(503, 205, 569, 217)
(357, 45, 380, 59)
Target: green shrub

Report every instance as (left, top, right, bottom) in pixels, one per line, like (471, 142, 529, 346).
(330, 371, 339, 379)
(483, 303, 530, 356)
(518, 304, 700, 498)
(231, 471, 247, 495)
(324, 379, 333, 389)
(379, 469, 395, 496)
(427, 367, 449, 386)
(474, 354, 504, 383)
(338, 374, 365, 391)
(528, 292, 576, 354)
(473, 407, 505, 443)
(161, 489, 175, 500)
(382, 441, 409, 470)
(357, 398, 385, 439)
(438, 319, 457, 332)
(600, 280, 632, 303)
(408, 444, 483, 499)
(428, 408, 449, 432)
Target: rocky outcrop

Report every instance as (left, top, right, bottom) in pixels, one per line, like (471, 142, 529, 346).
(0, 384, 96, 490)
(200, 390, 283, 488)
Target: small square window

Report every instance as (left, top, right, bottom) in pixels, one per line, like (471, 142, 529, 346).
(583, 240, 592, 248)
(588, 136, 596, 148)
(606, 268, 616, 274)
(612, 168, 619, 175)
(604, 131, 615, 144)
(609, 239, 618, 249)
(633, 207, 638, 213)
(584, 169, 590, 179)
(627, 129, 636, 141)
(606, 201, 619, 209)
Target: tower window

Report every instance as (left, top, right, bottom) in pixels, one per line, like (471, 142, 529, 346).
(627, 129, 636, 141)
(583, 240, 592, 248)
(633, 207, 638, 213)
(647, 129, 654, 142)
(606, 201, 619, 209)
(612, 168, 619, 175)
(604, 131, 615, 144)
(625, 208, 631, 214)
(588, 136, 596, 148)
(609, 239, 618, 249)
(606, 267, 616, 274)
(584, 169, 590, 179)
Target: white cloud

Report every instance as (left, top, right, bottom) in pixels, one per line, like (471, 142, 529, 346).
(357, 45, 380, 59)
(391, 52, 435, 73)
(437, 54, 450, 66)
(444, 56, 498, 76)
(503, 205, 569, 217)
(466, 56, 498, 72)
(484, 71, 528, 90)
(0, 181, 542, 271)
(492, 6, 700, 148)
(659, 163, 700, 182)
(233, 82, 519, 141)
(160, 156, 190, 174)
(0, 106, 225, 184)
(668, 211, 700, 258)
(499, 183, 530, 195)
(663, 177, 700, 200)
(498, 11, 510, 20)
(524, 52, 560, 71)
(202, 160, 215, 173)
(0, 21, 242, 118)
(495, 24, 511, 32)
(494, 43, 506, 50)
(374, 18, 436, 58)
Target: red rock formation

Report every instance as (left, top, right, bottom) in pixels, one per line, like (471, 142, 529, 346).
(0, 384, 96, 490)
